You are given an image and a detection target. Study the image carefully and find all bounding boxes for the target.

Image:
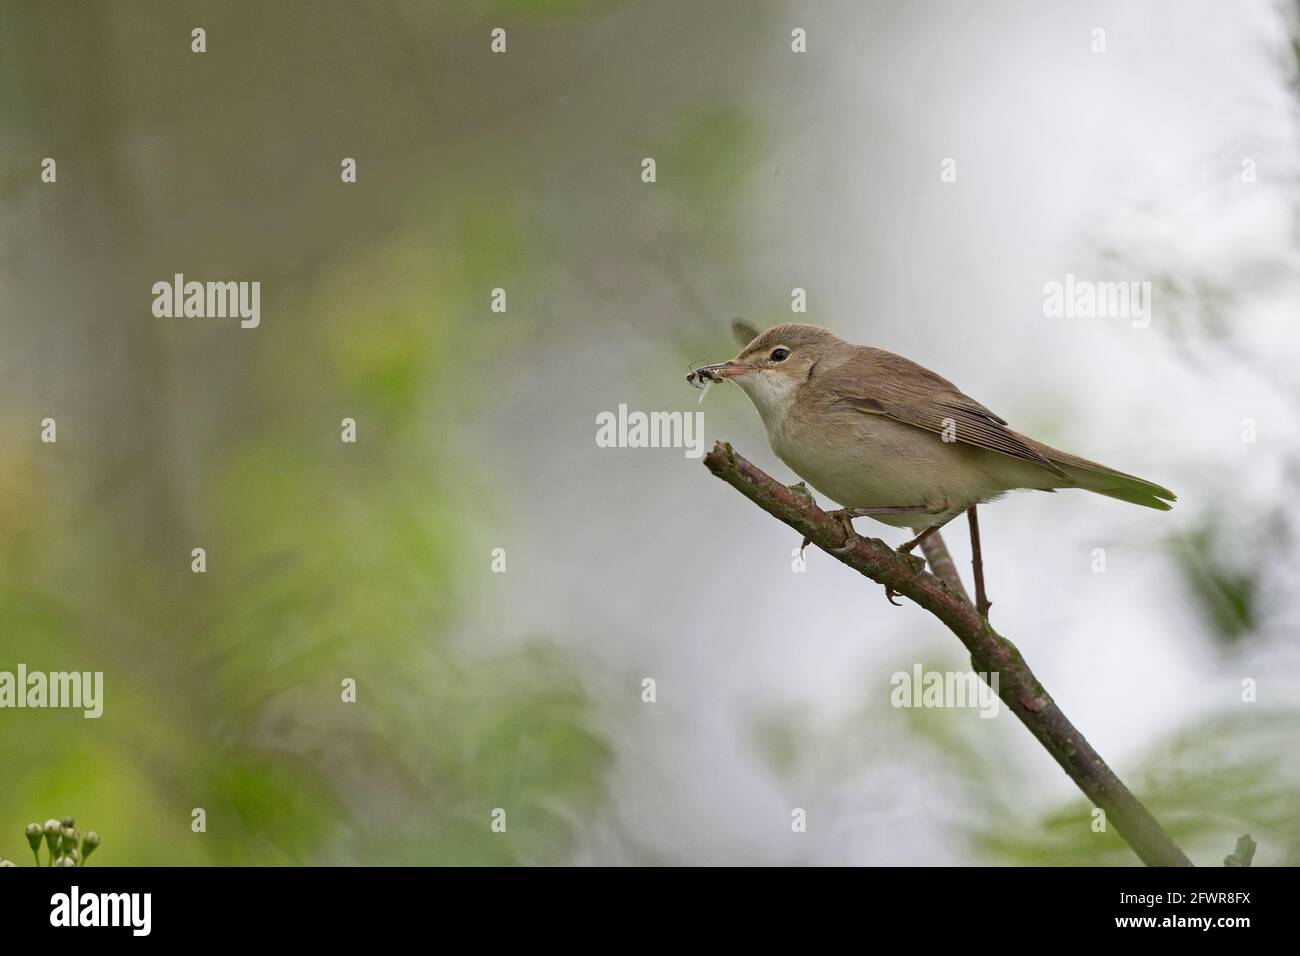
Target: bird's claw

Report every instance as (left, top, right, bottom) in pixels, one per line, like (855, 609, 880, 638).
(798, 511, 862, 557)
(830, 513, 859, 554)
(882, 550, 925, 606)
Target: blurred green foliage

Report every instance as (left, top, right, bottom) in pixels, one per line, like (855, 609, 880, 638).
(661, 107, 765, 219)
(753, 645, 1299, 866)
(0, 0, 613, 865)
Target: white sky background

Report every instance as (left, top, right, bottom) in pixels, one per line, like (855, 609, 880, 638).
(464, 0, 1300, 864)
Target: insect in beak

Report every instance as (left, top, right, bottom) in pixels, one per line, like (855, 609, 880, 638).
(687, 361, 744, 387)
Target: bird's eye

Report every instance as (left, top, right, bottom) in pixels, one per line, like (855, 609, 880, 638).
(770, 347, 790, 362)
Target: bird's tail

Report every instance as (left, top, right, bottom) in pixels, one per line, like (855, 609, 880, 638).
(1028, 440, 1176, 511)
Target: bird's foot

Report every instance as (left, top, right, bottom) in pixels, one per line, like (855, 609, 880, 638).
(884, 551, 926, 606)
(898, 551, 926, 573)
(829, 511, 861, 555)
(792, 485, 821, 561)
(798, 508, 868, 559)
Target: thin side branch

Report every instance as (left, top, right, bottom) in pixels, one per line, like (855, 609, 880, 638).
(1223, 834, 1256, 867)
(919, 531, 968, 602)
(703, 441, 1192, 867)
(967, 506, 991, 617)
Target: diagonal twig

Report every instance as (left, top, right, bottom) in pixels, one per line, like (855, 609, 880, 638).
(919, 530, 968, 601)
(968, 506, 991, 617)
(1223, 834, 1256, 867)
(703, 441, 1192, 867)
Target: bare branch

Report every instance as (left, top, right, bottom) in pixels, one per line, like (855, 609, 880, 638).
(703, 441, 1193, 867)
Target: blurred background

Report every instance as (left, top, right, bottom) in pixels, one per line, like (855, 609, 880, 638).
(1, 0, 1297, 865)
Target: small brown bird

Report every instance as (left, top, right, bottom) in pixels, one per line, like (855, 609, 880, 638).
(689, 322, 1175, 612)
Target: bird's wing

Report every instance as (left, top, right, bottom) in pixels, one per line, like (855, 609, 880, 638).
(823, 350, 1069, 478)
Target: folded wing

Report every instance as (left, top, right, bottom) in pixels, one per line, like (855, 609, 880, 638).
(829, 349, 1069, 479)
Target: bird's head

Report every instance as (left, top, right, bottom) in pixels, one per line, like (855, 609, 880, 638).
(689, 323, 848, 419)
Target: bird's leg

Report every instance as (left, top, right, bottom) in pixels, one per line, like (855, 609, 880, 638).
(799, 505, 933, 558)
(829, 505, 936, 556)
(828, 512, 860, 555)
(967, 506, 991, 618)
(898, 521, 947, 555)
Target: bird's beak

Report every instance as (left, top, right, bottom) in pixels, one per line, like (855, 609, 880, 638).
(687, 361, 754, 385)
